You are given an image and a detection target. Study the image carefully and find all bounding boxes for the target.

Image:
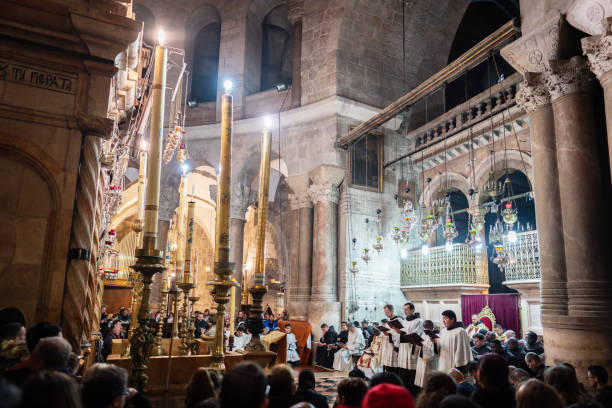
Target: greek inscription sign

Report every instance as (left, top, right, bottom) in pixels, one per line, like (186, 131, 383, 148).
(0, 59, 77, 94)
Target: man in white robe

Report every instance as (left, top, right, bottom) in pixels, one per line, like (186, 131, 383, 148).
(397, 302, 423, 393)
(358, 329, 384, 377)
(437, 310, 472, 373)
(415, 320, 439, 388)
(232, 327, 251, 351)
(333, 322, 365, 372)
(380, 304, 401, 375)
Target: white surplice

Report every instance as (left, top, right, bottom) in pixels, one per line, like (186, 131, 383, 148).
(233, 333, 251, 351)
(380, 317, 401, 368)
(333, 328, 365, 371)
(398, 316, 423, 370)
(415, 334, 438, 387)
(286, 332, 300, 362)
(437, 325, 472, 372)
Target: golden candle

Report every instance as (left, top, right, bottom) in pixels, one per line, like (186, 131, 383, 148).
(193, 251, 198, 287)
(137, 149, 147, 247)
(254, 128, 271, 286)
(175, 174, 186, 283)
(184, 200, 195, 283)
(229, 281, 236, 334)
(163, 221, 172, 292)
(142, 41, 167, 243)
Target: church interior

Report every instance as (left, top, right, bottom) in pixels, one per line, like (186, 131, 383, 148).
(1, 0, 612, 406)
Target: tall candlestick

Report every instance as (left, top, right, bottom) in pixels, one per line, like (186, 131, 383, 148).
(209, 81, 236, 369)
(193, 251, 198, 287)
(184, 200, 195, 283)
(130, 32, 167, 391)
(254, 128, 271, 286)
(245, 120, 272, 352)
(175, 174, 186, 283)
(163, 221, 172, 292)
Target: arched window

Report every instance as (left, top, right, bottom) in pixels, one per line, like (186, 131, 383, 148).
(191, 23, 221, 103)
(260, 5, 293, 91)
(445, 0, 519, 110)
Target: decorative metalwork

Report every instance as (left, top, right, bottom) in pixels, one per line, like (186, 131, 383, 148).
(372, 236, 383, 253)
(483, 171, 503, 198)
(400, 243, 489, 286)
(361, 248, 371, 264)
(502, 230, 541, 281)
(420, 208, 437, 241)
(349, 261, 358, 274)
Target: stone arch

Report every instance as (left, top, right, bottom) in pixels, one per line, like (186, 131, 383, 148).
(132, 3, 156, 45)
(260, 4, 293, 91)
(420, 171, 471, 206)
(185, 5, 222, 102)
(244, 0, 288, 94)
(474, 149, 533, 204)
(0, 134, 62, 324)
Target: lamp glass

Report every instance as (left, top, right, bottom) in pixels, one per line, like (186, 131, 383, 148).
(224, 80, 233, 94)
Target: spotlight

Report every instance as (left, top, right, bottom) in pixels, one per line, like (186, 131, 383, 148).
(445, 241, 453, 252)
(263, 115, 273, 130)
(181, 163, 189, 174)
(187, 100, 197, 108)
(224, 79, 233, 94)
(507, 230, 518, 243)
(275, 83, 287, 92)
(421, 245, 429, 256)
(400, 248, 408, 259)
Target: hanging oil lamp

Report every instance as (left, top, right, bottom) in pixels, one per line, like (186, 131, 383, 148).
(442, 199, 458, 252)
(361, 248, 371, 264)
(350, 261, 359, 274)
(391, 226, 402, 245)
(372, 236, 383, 253)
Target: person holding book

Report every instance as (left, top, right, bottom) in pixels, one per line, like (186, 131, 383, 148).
(397, 302, 423, 394)
(357, 327, 383, 377)
(415, 320, 439, 388)
(380, 304, 402, 375)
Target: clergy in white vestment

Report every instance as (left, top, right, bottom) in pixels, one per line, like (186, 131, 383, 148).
(333, 322, 365, 371)
(285, 324, 301, 365)
(415, 320, 439, 388)
(397, 302, 423, 392)
(380, 304, 401, 372)
(232, 327, 252, 351)
(437, 310, 472, 373)
(357, 330, 384, 377)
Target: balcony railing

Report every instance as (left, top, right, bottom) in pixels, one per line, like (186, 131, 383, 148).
(401, 243, 489, 287)
(412, 73, 521, 151)
(502, 230, 541, 282)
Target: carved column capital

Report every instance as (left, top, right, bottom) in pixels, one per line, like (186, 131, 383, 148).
(582, 19, 612, 80)
(288, 192, 312, 210)
(547, 57, 593, 101)
(230, 183, 253, 220)
(76, 113, 115, 139)
(307, 183, 340, 205)
(516, 72, 551, 112)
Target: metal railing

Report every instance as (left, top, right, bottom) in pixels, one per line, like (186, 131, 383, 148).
(502, 230, 541, 281)
(401, 243, 489, 286)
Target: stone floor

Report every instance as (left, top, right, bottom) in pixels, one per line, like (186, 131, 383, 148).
(294, 365, 347, 407)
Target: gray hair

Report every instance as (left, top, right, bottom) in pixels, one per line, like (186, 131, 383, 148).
(31, 336, 72, 369)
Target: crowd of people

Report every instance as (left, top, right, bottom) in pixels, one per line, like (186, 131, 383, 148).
(2, 303, 612, 408)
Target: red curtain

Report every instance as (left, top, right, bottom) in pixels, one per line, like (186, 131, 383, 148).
(461, 294, 521, 338)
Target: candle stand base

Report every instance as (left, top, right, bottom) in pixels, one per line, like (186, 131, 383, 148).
(245, 285, 267, 352)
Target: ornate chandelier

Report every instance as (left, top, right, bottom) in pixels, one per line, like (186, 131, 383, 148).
(420, 208, 437, 241)
(484, 170, 503, 198)
(501, 177, 518, 227)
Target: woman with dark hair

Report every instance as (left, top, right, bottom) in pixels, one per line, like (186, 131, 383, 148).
(185, 367, 222, 408)
(416, 372, 457, 408)
(471, 353, 515, 408)
(545, 365, 593, 407)
(516, 379, 563, 408)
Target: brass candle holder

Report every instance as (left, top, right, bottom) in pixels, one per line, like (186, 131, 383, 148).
(153, 286, 169, 356)
(178, 281, 195, 355)
(188, 294, 199, 355)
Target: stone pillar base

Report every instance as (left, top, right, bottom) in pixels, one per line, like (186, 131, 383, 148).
(308, 300, 341, 340)
(544, 326, 612, 384)
(287, 299, 309, 321)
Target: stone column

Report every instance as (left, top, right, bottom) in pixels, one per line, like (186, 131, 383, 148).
(516, 73, 568, 320)
(307, 165, 344, 339)
(62, 114, 113, 351)
(288, 0, 304, 108)
(286, 174, 313, 320)
(582, 18, 612, 177)
(546, 56, 612, 374)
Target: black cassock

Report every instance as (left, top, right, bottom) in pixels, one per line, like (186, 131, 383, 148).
(315, 330, 339, 368)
